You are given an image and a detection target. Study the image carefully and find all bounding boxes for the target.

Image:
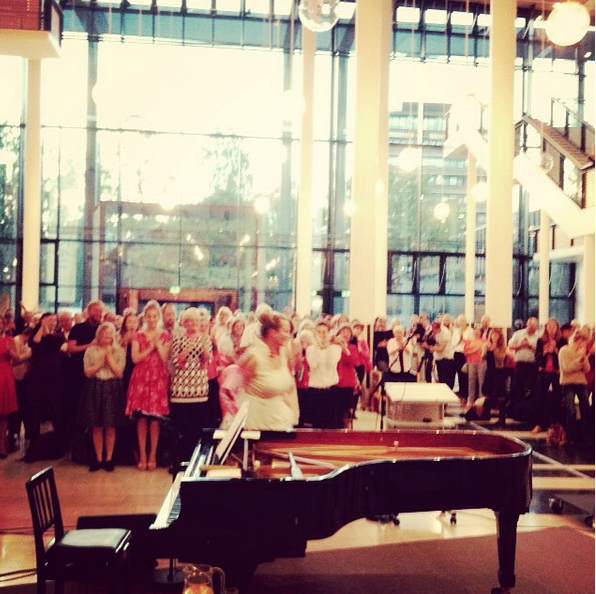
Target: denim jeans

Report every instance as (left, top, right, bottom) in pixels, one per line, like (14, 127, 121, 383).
(561, 383, 590, 442)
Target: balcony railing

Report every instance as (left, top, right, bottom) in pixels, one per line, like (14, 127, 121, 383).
(0, 0, 62, 46)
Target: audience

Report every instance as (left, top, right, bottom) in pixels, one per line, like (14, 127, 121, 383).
(2, 295, 594, 468)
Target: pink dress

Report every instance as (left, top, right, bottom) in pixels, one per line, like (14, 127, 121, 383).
(125, 331, 171, 417)
(0, 336, 17, 415)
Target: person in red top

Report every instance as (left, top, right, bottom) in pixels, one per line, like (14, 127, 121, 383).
(0, 317, 18, 458)
(334, 323, 362, 428)
(463, 325, 487, 412)
(533, 318, 565, 434)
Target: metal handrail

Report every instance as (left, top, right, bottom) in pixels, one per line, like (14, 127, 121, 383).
(550, 98, 595, 156)
(516, 118, 586, 209)
(550, 98, 595, 133)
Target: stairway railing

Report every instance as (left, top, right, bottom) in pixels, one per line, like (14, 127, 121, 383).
(515, 118, 588, 209)
(550, 98, 595, 158)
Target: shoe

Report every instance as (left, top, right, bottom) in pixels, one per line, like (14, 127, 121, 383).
(137, 462, 147, 471)
(530, 425, 542, 434)
(103, 460, 115, 472)
(89, 461, 101, 472)
(147, 461, 157, 471)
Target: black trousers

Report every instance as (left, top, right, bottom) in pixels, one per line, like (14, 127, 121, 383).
(435, 358, 456, 389)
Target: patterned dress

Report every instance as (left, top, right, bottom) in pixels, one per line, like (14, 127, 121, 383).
(125, 331, 171, 417)
(169, 333, 210, 403)
(0, 336, 17, 415)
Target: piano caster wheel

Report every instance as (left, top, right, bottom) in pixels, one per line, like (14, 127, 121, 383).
(392, 515, 400, 526)
(549, 498, 564, 514)
(450, 512, 457, 525)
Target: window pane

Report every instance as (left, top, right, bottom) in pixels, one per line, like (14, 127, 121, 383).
(57, 241, 81, 307)
(40, 243, 56, 285)
(390, 254, 414, 293)
(550, 263, 573, 298)
(387, 294, 416, 323)
(419, 295, 463, 320)
(0, 242, 17, 283)
(39, 286, 57, 313)
(419, 256, 440, 293)
(445, 256, 465, 295)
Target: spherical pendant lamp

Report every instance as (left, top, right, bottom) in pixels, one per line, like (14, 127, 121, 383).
(545, 2, 591, 47)
(298, 0, 340, 33)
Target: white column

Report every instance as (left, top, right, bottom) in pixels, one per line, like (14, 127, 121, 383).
(295, 28, 315, 318)
(538, 209, 550, 325)
(485, 0, 516, 329)
(349, 0, 391, 325)
(465, 154, 477, 323)
(581, 234, 595, 325)
(22, 59, 42, 311)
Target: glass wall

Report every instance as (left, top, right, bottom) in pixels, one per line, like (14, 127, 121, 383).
(0, 57, 25, 310)
(0, 1, 592, 323)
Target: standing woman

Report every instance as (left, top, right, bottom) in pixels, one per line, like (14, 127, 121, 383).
(306, 320, 342, 428)
(237, 310, 298, 431)
(0, 317, 18, 458)
(168, 308, 213, 461)
(533, 318, 564, 434)
(463, 325, 488, 413)
(125, 301, 171, 470)
(482, 328, 509, 426)
(216, 315, 246, 369)
(558, 328, 591, 444)
(78, 322, 125, 471)
(119, 311, 139, 395)
(333, 323, 361, 427)
(27, 313, 65, 461)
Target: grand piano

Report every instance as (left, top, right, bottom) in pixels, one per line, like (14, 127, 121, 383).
(149, 427, 532, 594)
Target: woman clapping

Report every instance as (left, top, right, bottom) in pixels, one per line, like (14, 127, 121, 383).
(168, 308, 213, 460)
(125, 300, 171, 470)
(78, 322, 125, 471)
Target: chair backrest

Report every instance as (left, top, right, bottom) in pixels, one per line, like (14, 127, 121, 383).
(26, 466, 65, 565)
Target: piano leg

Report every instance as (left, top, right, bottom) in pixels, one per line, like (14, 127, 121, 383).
(492, 510, 520, 594)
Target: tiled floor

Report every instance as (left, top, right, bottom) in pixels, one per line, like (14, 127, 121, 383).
(0, 405, 593, 591)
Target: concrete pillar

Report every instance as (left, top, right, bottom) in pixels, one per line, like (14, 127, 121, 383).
(295, 28, 315, 318)
(465, 154, 477, 323)
(22, 59, 42, 311)
(538, 209, 550, 325)
(581, 234, 595, 325)
(485, 0, 516, 328)
(349, 0, 392, 325)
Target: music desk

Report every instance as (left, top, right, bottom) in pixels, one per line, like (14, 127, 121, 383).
(384, 382, 460, 427)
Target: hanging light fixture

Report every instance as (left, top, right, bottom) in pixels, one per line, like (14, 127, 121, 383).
(433, 201, 451, 223)
(397, 146, 422, 172)
(471, 181, 489, 202)
(254, 194, 271, 215)
(298, 0, 340, 33)
(545, 1, 591, 47)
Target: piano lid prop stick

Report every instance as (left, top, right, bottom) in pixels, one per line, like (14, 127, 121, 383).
(263, 450, 338, 470)
(288, 452, 304, 480)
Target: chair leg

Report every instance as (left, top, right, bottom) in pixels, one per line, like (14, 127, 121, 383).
(36, 576, 46, 594)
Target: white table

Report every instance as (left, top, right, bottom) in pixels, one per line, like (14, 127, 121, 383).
(384, 382, 460, 427)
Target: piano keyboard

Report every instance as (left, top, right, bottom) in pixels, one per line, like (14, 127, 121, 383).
(151, 439, 217, 530)
(152, 472, 183, 529)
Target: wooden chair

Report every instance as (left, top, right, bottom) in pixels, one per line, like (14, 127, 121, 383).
(26, 466, 132, 594)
